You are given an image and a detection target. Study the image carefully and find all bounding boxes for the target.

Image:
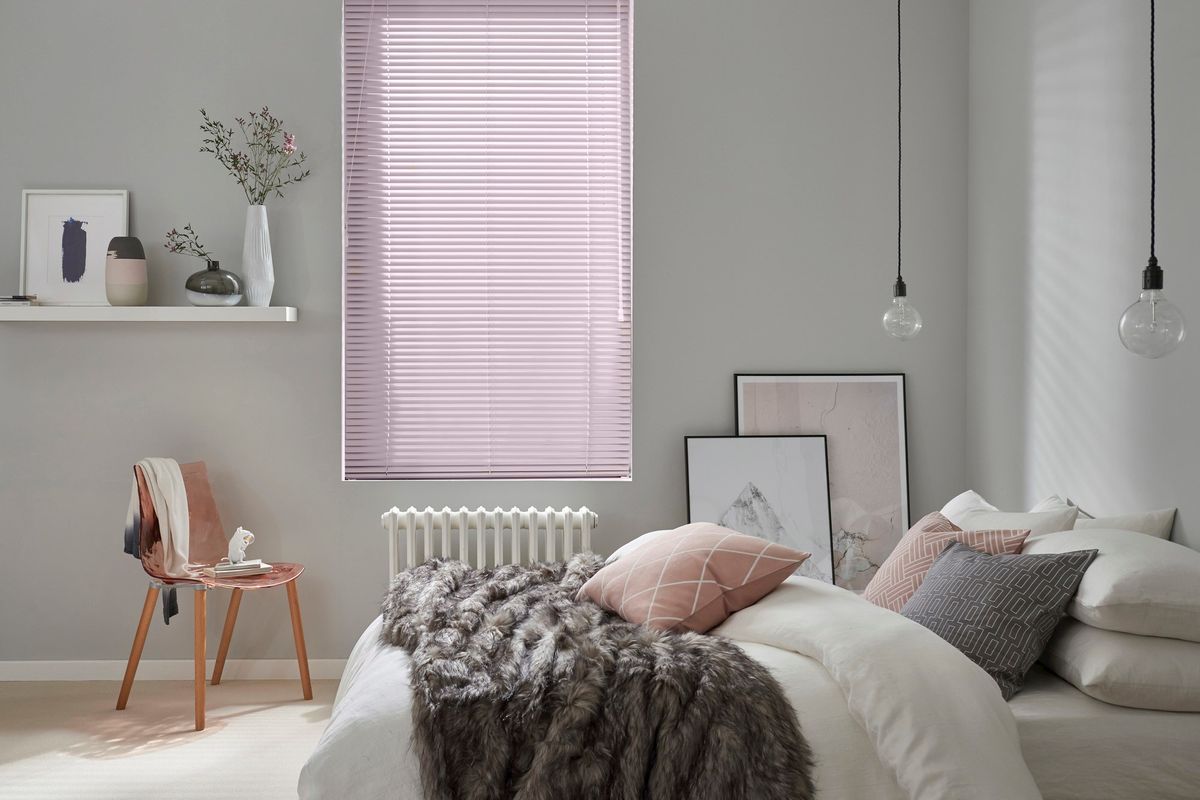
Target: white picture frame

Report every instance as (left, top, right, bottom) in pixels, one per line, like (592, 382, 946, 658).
(20, 189, 129, 305)
(686, 435, 834, 583)
(735, 373, 910, 590)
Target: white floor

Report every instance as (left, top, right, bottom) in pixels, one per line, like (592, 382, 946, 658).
(0, 680, 336, 800)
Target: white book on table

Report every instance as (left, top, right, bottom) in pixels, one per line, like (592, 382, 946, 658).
(215, 559, 263, 570)
(203, 561, 272, 578)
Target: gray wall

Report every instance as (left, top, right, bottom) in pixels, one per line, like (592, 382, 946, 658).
(968, 0, 1198, 548)
(0, 0, 968, 662)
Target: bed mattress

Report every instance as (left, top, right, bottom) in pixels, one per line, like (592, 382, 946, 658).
(1011, 666, 1200, 800)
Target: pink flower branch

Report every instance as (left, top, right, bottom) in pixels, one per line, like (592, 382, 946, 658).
(199, 107, 311, 205)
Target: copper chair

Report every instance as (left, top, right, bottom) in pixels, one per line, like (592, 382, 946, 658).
(116, 462, 311, 731)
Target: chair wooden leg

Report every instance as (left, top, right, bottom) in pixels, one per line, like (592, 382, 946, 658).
(116, 585, 160, 711)
(285, 580, 313, 700)
(211, 588, 242, 686)
(194, 589, 207, 731)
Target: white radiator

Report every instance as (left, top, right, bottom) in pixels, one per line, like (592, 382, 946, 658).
(380, 506, 597, 579)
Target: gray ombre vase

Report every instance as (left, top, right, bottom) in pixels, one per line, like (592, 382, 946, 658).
(105, 237, 148, 306)
(186, 260, 244, 307)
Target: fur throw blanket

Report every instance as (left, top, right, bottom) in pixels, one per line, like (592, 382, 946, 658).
(381, 554, 814, 800)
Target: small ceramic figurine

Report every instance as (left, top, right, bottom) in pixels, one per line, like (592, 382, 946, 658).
(227, 527, 255, 564)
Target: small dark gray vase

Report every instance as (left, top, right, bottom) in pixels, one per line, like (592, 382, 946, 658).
(186, 260, 244, 307)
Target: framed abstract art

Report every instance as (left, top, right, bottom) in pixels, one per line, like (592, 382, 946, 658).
(685, 434, 834, 583)
(735, 373, 910, 590)
(20, 189, 129, 305)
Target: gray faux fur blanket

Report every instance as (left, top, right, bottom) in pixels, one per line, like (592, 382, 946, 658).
(381, 554, 814, 800)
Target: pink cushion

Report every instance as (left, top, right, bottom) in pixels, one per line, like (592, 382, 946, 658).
(863, 512, 1031, 611)
(579, 522, 809, 632)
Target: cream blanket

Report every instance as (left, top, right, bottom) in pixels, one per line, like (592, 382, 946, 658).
(714, 577, 1042, 800)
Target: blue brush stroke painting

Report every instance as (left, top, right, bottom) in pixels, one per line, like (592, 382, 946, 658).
(62, 217, 87, 283)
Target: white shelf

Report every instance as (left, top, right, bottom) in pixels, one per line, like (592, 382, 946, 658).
(0, 306, 298, 323)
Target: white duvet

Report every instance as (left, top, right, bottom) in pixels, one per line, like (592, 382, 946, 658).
(299, 577, 1042, 799)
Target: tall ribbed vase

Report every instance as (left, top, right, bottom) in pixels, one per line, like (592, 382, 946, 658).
(242, 204, 274, 307)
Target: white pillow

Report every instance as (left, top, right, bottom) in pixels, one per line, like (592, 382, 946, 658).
(605, 528, 672, 565)
(960, 508, 1077, 535)
(1023, 528, 1200, 642)
(1029, 495, 1176, 539)
(945, 491, 1080, 534)
(1041, 618, 1200, 712)
(940, 490, 997, 525)
(943, 490, 1076, 534)
(1076, 510, 1176, 540)
(1029, 494, 1088, 517)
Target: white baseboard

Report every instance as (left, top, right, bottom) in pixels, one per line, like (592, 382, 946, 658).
(0, 659, 347, 681)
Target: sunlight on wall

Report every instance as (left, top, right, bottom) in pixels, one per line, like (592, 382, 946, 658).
(1022, 0, 1196, 533)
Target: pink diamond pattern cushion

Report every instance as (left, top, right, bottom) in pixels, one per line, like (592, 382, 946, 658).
(863, 512, 1031, 611)
(578, 522, 809, 633)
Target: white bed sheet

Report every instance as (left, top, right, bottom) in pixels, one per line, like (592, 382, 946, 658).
(1012, 666, 1200, 800)
(302, 616, 421, 800)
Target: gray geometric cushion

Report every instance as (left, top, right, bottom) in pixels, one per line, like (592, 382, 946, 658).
(900, 542, 1097, 700)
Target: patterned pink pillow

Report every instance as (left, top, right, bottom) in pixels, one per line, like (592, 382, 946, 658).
(579, 523, 809, 633)
(863, 512, 1031, 611)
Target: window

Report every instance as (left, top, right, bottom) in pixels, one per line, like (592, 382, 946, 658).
(344, 0, 633, 480)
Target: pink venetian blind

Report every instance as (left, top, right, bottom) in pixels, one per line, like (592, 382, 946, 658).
(344, 0, 633, 480)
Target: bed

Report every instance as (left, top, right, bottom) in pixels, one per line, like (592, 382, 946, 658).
(297, 572, 1200, 800)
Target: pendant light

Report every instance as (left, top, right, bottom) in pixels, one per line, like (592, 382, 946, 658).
(1119, 0, 1185, 358)
(883, 0, 922, 340)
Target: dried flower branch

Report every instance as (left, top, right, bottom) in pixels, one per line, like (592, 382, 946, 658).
(164, 224, 213, 262)
(199, 106, 311, 205)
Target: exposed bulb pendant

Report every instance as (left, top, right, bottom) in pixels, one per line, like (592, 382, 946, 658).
(1119, 0, 1185, 358)
(883, 0, 922, 340)
(884, 277, 923, 341)
(1120, 258, 1185, 357)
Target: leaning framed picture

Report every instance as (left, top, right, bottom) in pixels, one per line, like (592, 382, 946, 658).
(735, 374, 909, 591)
(20, 189, 129, 305)
(686, 435, 834, 583)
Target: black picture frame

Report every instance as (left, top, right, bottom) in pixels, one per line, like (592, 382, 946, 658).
(685, 434, 835, 583)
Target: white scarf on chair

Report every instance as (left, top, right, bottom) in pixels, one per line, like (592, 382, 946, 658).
(126, 457, 197, 579)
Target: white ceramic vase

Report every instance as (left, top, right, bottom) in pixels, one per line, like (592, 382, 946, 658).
(242, 204, 274, 307)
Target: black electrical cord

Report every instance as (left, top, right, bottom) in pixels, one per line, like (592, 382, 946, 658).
(1144, 0, 1164, 290)
(1150, 0, 1156, 261)
(897, 0, 903, 286)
